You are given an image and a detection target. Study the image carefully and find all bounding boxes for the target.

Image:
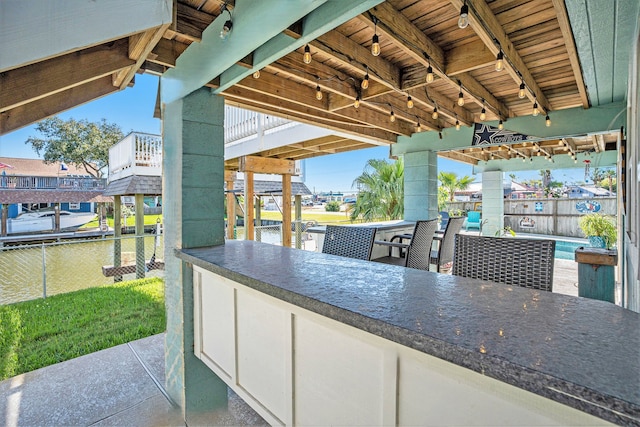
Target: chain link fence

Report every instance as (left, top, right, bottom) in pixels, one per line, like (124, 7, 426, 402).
(233, 220, 318, 249)
(0, 235, 164, 305)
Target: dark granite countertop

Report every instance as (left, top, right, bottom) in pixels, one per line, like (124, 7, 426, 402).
(177, 240, 640, 425)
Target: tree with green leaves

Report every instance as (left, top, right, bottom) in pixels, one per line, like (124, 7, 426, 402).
(438, 171, 475, 203)
(349, 158, 404, 221)
(26, 117, 125, 177)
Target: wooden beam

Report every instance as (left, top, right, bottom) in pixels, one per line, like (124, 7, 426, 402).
(551, 0, 589, 108)
(361, 2, 508, 122)
(149, 38, 188, 68)
(173, 2, 215, 42)
(457, 72, 510, 120)
(1, 39, 133, 112)
(446, 40, 496, 75)
(113, 24, 170, 89)
(239, 156, 296, 175)
(449, 0, 551, 113)
(245, 171, 254, 240)
(0, 76, 118, 135)
(225, 170, 236, 239)
(282, 174, 292, 248)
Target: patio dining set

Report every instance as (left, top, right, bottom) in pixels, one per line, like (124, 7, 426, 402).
(321, 217, 556, 292)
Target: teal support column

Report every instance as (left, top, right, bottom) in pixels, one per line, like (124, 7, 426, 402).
(113, 195, 122, 283)
(403, 150, 438, 221)
(481, 171, 504, 236)
(163, 87, 227, 421)
(135, 193, 145, 279)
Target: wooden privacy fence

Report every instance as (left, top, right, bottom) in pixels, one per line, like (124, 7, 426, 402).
(448, 197, 616, 238)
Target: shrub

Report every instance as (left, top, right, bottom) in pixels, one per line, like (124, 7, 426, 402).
(325, 201, 341, 212)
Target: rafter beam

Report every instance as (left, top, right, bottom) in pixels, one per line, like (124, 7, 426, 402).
(1, 39, 133, 112)
(149, 38, 189, 68)
(551, 0, 589, 108)
(446, 40, 495, 75)
(449, 0, 551, 113)
(113, 24, 169, 89)
(0, 76, 118, 135)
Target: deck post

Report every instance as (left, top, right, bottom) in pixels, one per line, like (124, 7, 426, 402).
(403, 150, 438, 221)
(135, 193, 145, 279)
(113, 195, 122, 282)
(1, 204, 7, 236)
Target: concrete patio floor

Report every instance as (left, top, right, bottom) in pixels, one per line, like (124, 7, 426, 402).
(0, 334, 266, 426)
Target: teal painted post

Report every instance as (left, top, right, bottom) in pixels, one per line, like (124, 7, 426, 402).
(404, 150, 438, 221)
(578, 264, 616, 303)
(163, 87, 228, 421)
(135, 193, 145, 279)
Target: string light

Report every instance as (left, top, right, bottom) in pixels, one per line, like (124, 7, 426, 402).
(407, 95, 414, 109)
(415, 120, 422, 133)
(532, 100, 539, 116)
(498, 119, 504, 130)
(545, 114, 551, 127)
(389, 110, 396, 122)
(458, 1, 469, 29)
(495, 50, 504, 72)
(455, 115, 461, 130)
(518, 80, 526, 99)
(457, 84, 465, 106)
(426, 62, 434, 83)
(432, 107, 438, 120)
(303, 45, 312, 64)
(252, 69, 260, 79)
(219, 4, 233, 41)
(354, 95, 360, 109)
(315, 85, 322, 100)
(480, 99, 486, 121)
(371, 17, 380, 56)
(361, 71, 369, 89)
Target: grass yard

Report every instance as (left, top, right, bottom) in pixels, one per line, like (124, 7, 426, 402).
(82, 213, 163, 229)
(0, 278, 165, 381)
(258, 209, 355, 224)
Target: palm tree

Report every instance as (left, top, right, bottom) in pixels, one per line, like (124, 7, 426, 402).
(350, 158, 404, 221)
(438, 171, 475, 202)
(603, 169, 616, 193)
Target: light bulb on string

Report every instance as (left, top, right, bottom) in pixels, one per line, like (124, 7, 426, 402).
(220, 20, 233, 40)
(354, 96, 360, 109)
(252, 69, 260, 79)
(426, 64, 434, 83)
(480, 108, 486, 121)
(495, 50, 504, 72)
(361, 72, 369, 89)
(457, 90, 465, 106)
(303, 45, 312, 64)
(545, 115, 551, 127)
(458, 2, 469, 29)
(455, 118, 461, 131)
(407, 95, 414, 109)
(518, 81, 526, 99)
(432, 107, 438, 120)
(498, 119, 504, 130)
(532, 101, 539, 116)
(315, 85, 322, 100)
(389, 110, 396, 122)
(371, 18, 380, 56)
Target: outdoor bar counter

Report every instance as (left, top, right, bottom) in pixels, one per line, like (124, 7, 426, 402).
(177, 240, 640, 426)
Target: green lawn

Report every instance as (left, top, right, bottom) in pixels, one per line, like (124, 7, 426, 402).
(82, 214, 163, 229)
(0, 278, 165, 381)
(258, 210, 357, 224)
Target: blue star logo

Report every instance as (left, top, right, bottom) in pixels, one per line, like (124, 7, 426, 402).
(473, 124, 498, 146)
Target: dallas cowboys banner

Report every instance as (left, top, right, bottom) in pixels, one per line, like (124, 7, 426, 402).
(472, 123, 532, 146)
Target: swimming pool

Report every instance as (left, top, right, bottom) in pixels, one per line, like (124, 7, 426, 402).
(554, 240, 585, 260)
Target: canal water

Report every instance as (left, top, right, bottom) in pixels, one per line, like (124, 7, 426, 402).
(0, 235, 164, 305)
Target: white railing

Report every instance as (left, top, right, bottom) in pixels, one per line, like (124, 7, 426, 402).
(108, 132, 162, 182)
(225, 106, 296, 145)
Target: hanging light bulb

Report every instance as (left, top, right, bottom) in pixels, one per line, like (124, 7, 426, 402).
(455, 118, 461, 130)
(426, 64, 434, 83)
(498, 119, 504, 130)
(315, 85, 323, 100)
(518, 81, 526, 99)
(532, 101, 539, 116)
(432, 107, 438, 120)
(545, 115, 551, 127)
(354, 95, 360, 109)
(389, 110, 396, 122)
(480, 107, 486, 121)
(371, 18, 380, 56)
(495, 50, 504, 72)
(458, 2, 469, 29)
(361, 72, 369, 89)
(457, 89, 465, 107)
(220, 18, 233, 40)
(252, 69, 260, 79)
(303, 45, 312, 64)
(407, 95, 414, 109)
(415, 121, 422, 133)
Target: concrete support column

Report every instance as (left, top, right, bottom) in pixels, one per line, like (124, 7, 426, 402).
(481, 171, 504, 236)
(163, 87, 227, 421)
(403, 150, 438, 221)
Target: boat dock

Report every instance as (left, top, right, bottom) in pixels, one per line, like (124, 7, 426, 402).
(0, 228, 114, 246)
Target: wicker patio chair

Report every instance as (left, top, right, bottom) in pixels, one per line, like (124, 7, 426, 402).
(322, 225, 377, 260)
(430, 216, 465, 272)
(452, 234, 555, 291)
(373, 219, 438, 270)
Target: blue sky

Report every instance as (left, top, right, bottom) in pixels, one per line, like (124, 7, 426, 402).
(0, 73, 585, 192)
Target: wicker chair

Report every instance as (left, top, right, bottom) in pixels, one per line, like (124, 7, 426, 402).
(452, 234, 556, 291)
(430, 216, 465, 272)
(322, 225, 377, 260)
(373, 219, 438, 270)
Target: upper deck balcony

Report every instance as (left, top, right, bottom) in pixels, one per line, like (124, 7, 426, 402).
(108, 132, 163, 183)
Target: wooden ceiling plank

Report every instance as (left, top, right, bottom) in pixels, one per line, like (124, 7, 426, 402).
(1, 39, 133, 112)
(446, 39, 496, 75)
(1, 76, 118, 135)
(457, 72, 510, 119)
(449, 0, 551, 114)
(551, 0, 589, 108)
(113, 24, 170, 89)
(149, 38, 189, 68)
(174, 2, 215, 42)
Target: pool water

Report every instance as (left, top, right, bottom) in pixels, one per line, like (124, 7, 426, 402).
(554, 240, 585, 260)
